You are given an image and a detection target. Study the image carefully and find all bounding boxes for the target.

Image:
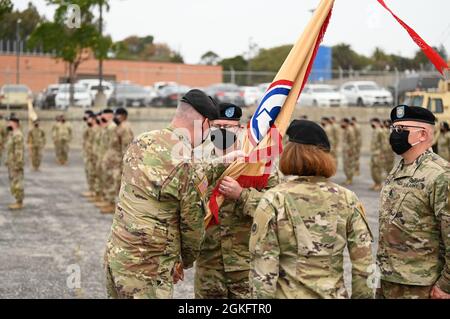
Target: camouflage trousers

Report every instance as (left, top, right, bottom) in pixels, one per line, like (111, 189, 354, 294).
(104, 250, 174, 299)
(376, 280, 432, 299)
(384, 154, 395, 175)
(370, 154, 384, 184)
(194, 265, 251, 299)
(54, 140, 69, 163)
(94, 155, 104, 198)
(86, 156, 97, 193)
(342, 150, 355, 181)
(354, 147, 361, 174)
(0, 145, 3, 165)
(8, 166, 24, 203)
(101, 153, 122, 205)
(30, 146, 43, 169)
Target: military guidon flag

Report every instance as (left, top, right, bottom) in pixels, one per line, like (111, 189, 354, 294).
(205, 0, 448, 227)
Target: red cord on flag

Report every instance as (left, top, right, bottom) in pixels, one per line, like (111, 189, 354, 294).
(377, 0, 448, 75)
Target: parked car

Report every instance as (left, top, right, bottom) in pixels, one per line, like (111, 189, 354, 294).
(78, 79, 113, 102)
(108, 83, 151, 107)
(255, 82, 271, 106)
(38, 84, 62, 109)
(206, 83, 245, 106)
(0, 84, 32, 108)
(340, 81, 393, 106)
(240, 86, 261, 106)
(55, 84, 92, 109)
(298, 84, 347, 107)
(151, 85, 191, 107)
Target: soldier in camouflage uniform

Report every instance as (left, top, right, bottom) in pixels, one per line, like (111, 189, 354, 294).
(330, 116, 340, 166)
(382, 119, 396, 175)
(437, 121, 450, 162)
(194, 103, 280, 299)
(113, 107, 134, 176)
(82, 110, 95, 197)
(52, 115, 72, 165)
(97, 108, 134, 214)
(83, 113, 99, 201)
(321, 117, 336, 162)
(96, 109, 118, 213)
(27, 120, 46, 171)
(351, 117, 362, 176)
(104, 89, 218, 298)
(0, 114, 7, 164)
(341, 118, 356, 185)
(5, 115, 25, 210)
(377, 105, 450, 299)
(51, 115, 61, 164)
(370, 118, 385, 191)
(93, 111, 109, 206)
(247, 120, 374, 299)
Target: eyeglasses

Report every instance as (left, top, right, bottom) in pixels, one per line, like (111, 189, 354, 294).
(212, 124, 239, 130)
(390, 125, 426, 133)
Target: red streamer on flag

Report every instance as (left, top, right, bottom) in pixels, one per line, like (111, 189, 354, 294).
(377, 0, 448, 75)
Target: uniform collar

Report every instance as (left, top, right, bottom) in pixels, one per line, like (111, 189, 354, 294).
(394, 149, 433, 179)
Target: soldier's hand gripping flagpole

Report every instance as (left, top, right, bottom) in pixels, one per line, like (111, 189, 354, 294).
(205, 0, 335, 227)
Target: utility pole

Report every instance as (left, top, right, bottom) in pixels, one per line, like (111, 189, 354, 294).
(16, 18, 21, 84)
(246, 37, 258, 86)
(94, 1, 106, 107)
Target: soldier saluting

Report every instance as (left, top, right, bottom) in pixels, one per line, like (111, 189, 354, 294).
(104, 89, 218, 298)
(377, 105, 450, 299)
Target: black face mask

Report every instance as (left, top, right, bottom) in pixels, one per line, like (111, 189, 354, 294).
(7, 125, 13, 132)
(95, 118, 101, 125)
(389, 130, 413, 155)
(211, 128, 237, 150)
(101, 118, 108, 124)
(83, 116, 87, 122)
(113, 117, 121, 126)
(371, 124, 376, 129)
(87, 122, 93, 127)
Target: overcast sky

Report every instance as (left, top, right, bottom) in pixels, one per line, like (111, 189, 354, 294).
(14, 0, 450, 64)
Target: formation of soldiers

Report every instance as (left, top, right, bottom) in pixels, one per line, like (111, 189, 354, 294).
(81, 108, 134, 214)
(1, 92, 449, 299)
(321, 116, 395, 190)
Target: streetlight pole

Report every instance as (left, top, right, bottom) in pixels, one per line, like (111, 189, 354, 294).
(98, 1, 103, 93)
(16, 18, 21, 84)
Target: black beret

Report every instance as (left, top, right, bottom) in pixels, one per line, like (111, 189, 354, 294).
(391, 104, 436, 125)
(84, 110, 94, 115)
(218, 103, 242, 121)
(96, 112, 103, 117)
(321, 116, 329, 121)
(286, 119, 330, 152)
(88, 113, 97, 119)
(341, 118, 351, 124)
(181, 89, 218, 120)
(441, 122, 450, 131)
(114, 107, 128, 116)
(7, 114, 20, 123)
(102, 108, 114, 114)
(370, 117, 381, 123)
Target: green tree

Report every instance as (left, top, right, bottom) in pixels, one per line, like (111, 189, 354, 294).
(200, 51, 219, 65)
(28, 0, 111, 105)
(0, 0, 13, 18)
(331, 43, 371, 70)
(251, 45, 292, 72)
(219, 55, 248, 84)
(0, 2, 44, 41)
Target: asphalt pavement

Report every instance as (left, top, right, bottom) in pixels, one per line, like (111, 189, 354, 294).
(0, 150, 384, 298)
